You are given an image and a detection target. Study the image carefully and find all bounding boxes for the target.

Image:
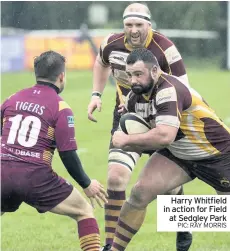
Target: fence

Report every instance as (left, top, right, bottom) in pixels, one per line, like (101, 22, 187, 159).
(1, 28, 226, 73)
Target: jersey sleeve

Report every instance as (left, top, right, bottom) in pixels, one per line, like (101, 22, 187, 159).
(155, 86, 183, 128)
(99, 33, 114, 66)
(162, 40, 189, 86)
(55, 101, 77, 152)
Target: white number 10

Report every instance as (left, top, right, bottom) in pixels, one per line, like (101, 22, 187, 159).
(7, 114, 41, 147)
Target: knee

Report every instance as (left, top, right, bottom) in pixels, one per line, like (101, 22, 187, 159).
(107, 150, 140, 190)
(107, 165, 131, 190)
(128, 181, 155, 209)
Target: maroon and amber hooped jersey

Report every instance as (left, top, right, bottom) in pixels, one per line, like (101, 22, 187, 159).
(99, 29, 189, 104)
(125, 73, 230, 160)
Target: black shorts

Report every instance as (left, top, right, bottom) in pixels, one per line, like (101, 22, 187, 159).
(158, 149, 230, 192)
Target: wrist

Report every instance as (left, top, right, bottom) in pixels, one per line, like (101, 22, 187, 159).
(126, 134, 134, 146)
(82, 179, 91, 189)
(91, 91, 102, 98)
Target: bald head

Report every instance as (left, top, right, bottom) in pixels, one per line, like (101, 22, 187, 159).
(123, 3, 152, 47)
(123, 3, 151, 17)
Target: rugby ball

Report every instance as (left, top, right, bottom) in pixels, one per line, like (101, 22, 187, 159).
(119, 113, 151, 135)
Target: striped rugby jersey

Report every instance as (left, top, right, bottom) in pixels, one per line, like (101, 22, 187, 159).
(125, 73, 230, 160)
(99, 29, 189, 105)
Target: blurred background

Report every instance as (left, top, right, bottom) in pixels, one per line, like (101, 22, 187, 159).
(1, 1, 230, 73)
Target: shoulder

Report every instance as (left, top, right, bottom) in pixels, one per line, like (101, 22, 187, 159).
(2, 88, 28, 107)
(100, 32, 125, 51)
(152, 31, 182, 62)
(152, 31, 174, 50)
(54, 97, 74, 128)
(56, 96, 73, 113)
(156, 74, 191, 106)
(160, 74, 189, 94)
(155, 75, 179, 105)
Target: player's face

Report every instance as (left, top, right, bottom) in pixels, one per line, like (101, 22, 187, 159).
(124, 19, 151, 47)
(126, 61, 154, 95)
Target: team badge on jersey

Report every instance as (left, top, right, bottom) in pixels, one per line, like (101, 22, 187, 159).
(67, 116, 74, 127)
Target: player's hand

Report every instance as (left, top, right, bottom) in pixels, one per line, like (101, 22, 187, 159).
(83, 179, 108, 208)
(87, 96, 102, 122)
(118, 103, 125, 114)
(112, 131, 129, 149)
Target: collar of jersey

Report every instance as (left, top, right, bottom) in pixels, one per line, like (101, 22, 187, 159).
(124, 29, 153, 51)
(36, 81, 60, 94)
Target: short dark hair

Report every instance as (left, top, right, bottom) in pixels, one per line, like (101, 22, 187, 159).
(126, 48, 159, 68)
(34, 50, 66, 82)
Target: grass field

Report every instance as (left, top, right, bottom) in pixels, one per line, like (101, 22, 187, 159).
(1, 67, 230, 251)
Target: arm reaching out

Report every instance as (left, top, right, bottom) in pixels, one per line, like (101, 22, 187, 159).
(87, 55, 111, 122)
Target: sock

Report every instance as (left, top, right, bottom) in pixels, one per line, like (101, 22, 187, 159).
(111, 201, 146, 251)
(105, 190, 126, 245)
(78, 218, 100, 251)
(176, 186, 193, 251)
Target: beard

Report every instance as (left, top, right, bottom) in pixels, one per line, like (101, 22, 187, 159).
(131, 80, 154, 95)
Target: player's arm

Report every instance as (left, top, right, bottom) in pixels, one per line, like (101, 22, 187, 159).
(93, 54, 111, 94)
(120, 124, 178, 151)
(162, 40, 189, 86)
(112, 87, 181, 151)
(87, 35, 112, 122)
(59, 149, 108, 206)
(59, 150, 91, 188)
(55, 104, 108, 206)
(55, 106, 91, 188)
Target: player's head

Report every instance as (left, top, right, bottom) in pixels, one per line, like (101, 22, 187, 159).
(34, 50, 66, 93)
(126, 48, 160, 95)
(123, 3, 151, 47)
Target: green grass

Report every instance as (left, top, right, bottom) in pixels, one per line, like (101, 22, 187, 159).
(1, 67, 230, 251)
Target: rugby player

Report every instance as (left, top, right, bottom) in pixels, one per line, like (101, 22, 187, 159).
(1, 51, 108, 251)
(110, 48, 230, 250)
(87, 3, 192, 251)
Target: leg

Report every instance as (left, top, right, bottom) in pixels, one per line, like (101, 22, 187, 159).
(155, 150, 193, 251)
(50, 187, 101, 251)
(172, 186, 193, 251)
(147, 151, 193, 251)
(111, 152, 192, 251)
(165, 187, 193, 251)
(1, 161, 24, 214)
(26, 167, 101, 251)
(105, 149, 140, 246)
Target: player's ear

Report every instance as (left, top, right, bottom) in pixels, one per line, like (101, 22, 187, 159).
(150, 66, 157, 79)
(59, 72, 65, 82)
